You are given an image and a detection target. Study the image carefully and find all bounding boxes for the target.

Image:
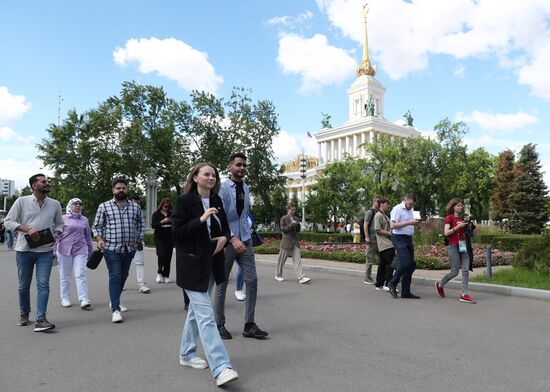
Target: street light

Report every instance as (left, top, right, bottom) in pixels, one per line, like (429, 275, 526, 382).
(299, 150, 307, 227)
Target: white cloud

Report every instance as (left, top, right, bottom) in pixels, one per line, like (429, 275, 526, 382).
(113, 37, 223, 94)
(454, 65, 465, 78)
(316, 0, 550, 97)
(276, 33, 356, 94)
(518, 41, 550, 99)
(0, 86, 31, 124)
(0, 157, 50, 189)
(267, 10, 314, 26)
(0, 126, 34, 143)
(273, 130, 318, 163)
(456, 110, 538, 133)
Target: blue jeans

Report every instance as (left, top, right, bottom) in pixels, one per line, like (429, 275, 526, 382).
(181, 276, 232, 378)
(389, 235, 416, 295)
(104, 249, 135, 312)
(16, 251, 53, 318)
(235, 264, 244, 291)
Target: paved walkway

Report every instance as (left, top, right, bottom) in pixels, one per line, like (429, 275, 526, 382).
(1, 245, 549, 392)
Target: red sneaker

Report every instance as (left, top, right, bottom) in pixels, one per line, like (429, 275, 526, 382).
(435, 282, 445, 298)
(459, 294, 476, 304)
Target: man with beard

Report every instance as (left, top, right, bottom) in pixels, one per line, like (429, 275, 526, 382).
(93, 177, 145, 323)
(214, 153, 269, 340)
(4, 174, 64, 331)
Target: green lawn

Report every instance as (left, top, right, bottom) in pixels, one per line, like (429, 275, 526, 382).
(472, 267, 550, 290)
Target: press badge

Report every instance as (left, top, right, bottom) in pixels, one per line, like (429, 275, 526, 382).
(458, 240, 467, 253)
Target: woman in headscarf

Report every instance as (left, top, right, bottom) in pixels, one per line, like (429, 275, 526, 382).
(55, 198, 94, 309)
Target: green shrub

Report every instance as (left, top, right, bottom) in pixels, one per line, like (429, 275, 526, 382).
(144, 232, 154, 247)
(513, 235, 550, 275)
(475, 234, 540, 251)
(258, 231, 354, 243)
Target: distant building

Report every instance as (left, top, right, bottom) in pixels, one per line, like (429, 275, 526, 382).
(282, 5, 419, 201)
(0, 179, 15, 197)
(314, 5, 419, 162)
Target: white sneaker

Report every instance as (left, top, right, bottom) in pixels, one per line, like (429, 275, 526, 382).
(112, 310, 123, 323)
(180, 356, 208, 369)
(138, 284, 151, 294)
(216, 368, 239, 386)
(234, 290, 246, 301)
(61, 299, 72, 307)
(383, 286, 399, 293)
(375, 286, 384, 291)
(164, 277, 171, 284)
(299, 277, 311, 284)
(274, 276, 284, 282)
(156, 274, 164, 283)
(80, 299, 92, 309)
(109, 302, 128, 312)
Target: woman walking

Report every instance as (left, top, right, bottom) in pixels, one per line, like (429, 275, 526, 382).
(373, 198, 395, 291)
(435, 198, 476, 304)
(172, 163, 239, 387)
(55, 198, 93, 309)
(151, 197, 174, 284)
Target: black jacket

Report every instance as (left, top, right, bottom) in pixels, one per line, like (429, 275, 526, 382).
(171, 191, 230, 292)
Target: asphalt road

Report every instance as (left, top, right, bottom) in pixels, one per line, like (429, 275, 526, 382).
(1, 246, 549, 392)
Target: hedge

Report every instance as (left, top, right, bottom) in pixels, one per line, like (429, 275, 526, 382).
(513, 234, 550, 275)
(259, 231, 354, 243)
(473, 234, 541, 251)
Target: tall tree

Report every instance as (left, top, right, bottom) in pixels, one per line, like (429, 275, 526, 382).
(457, 148, 495, 220)
(305, 159, 366, 230)
(508, 144, 549, 233)
(490, 149, 515, 221)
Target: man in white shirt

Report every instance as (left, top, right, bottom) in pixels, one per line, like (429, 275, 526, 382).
(4, 174, 64, 331)
(387, 193, 420, 299)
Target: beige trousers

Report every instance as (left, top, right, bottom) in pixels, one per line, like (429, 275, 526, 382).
(276, 244, 305, 279)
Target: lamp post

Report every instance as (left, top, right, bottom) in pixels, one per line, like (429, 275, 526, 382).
(145, 168, 158, 231)
(299, 151, 307, 227)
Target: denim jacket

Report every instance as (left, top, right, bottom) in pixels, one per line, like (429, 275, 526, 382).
(219, 179, 251, 242)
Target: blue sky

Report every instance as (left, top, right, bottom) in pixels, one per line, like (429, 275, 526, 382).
(2, 0, 550, 189)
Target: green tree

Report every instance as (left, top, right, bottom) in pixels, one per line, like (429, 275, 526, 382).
(457, 148, 495, 219)
(490, 149, 515, 221)
(508, 144, 549, 234)
(305, 159, 366, 230)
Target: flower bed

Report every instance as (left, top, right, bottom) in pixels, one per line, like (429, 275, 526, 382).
(255, 239, 515, 270)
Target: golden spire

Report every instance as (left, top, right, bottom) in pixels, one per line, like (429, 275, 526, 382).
(356, 3, 376, 77)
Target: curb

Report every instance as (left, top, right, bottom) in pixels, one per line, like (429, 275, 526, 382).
(256, 258, 550, 302)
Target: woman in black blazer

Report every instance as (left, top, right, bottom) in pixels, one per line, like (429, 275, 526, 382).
(171, 162, 239, 387)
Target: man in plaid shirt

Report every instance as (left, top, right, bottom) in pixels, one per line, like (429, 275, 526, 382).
(92, 177, 145, 323)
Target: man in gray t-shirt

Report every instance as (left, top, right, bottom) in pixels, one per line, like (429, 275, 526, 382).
(363, 197, 380, 284)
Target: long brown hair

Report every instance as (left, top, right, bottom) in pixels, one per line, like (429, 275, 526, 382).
(155, 197, 172, 212)
(183, 163, 221, 195)
(445, 198, 464, 215)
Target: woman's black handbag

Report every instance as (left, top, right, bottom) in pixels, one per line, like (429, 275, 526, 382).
(87, 250, 104, 269)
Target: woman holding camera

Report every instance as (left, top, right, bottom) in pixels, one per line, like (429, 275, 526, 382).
(435, 198, 476, 303)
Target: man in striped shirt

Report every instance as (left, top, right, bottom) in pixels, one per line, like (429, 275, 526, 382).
(92, 177, 145, 323)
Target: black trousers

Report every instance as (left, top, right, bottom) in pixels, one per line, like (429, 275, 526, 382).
(376, 247, 395, 287)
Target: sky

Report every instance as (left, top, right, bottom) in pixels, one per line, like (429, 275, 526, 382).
(1, 0, 550, 189)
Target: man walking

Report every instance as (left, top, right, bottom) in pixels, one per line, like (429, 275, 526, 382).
(275, 202, 311, 284)
(387, 193, 420, 299)
(4, 174, 64, 331)
(130, 195, 151, 293)
(92, 177, 145, 323)
(214, 153, 268, 340)
(363, 197, 380, 284)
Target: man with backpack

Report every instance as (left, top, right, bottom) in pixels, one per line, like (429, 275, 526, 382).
(363, 197, 380, 284)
